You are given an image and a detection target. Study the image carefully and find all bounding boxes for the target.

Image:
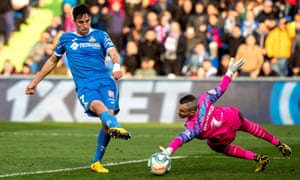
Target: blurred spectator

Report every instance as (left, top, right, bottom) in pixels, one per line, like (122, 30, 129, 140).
(163, 21, 186, 76)
(241, 10, 258, 37)
(45, 16, 63, 43)
(235, 34, 264, 78)
(124, 11, 147, 45)
(289, 45, 300, 76)
(122, 41, 140, 77)
(289, 14, 300, 76)
(223, 8, 239, 34)
(207, 14, 224, 54)
(146, 11, 159, 29)
(184, 25, 203, 60)
(154, 11, 171, 43)
(253, 21, 269, 58)
(206, 2, 219, 16)
(188, 1, 207, 31)
(23, 56, 38, 73)
(36, 43, 54, 71)
(182, 42, 209, 76)
(28, 31, 50, 63)
(195, 21, 208, 48)
(52, 29, 64, 45)
(11, 0, 31, 31)
(138, 29, 163, 75)
(265, 18, 292, 76)
(198, 58, 217, 78)
(252, 0, 265, 16)
(0, 21, 4, 52)
(62, 0, 80, 8)
(0, 59, 18, 76)
(284, 0, 299, 18)
(150, 0, 169, 16)
(222, 25, 245, 58)
(85, 0, 105, 7)
(167, 0, 183, 22)
(259, 60, 279, 77)
(107, 0, 125, 52)
(216, 54, 231, 76)
(255, 0, 278, 23)
(49, 60, 69, 76)
(89, 3, 110, 31)
(274, 0, 287, 19)
(174, 0, 193, 32)
(208, 41, 219, 68)
(234, 0, 247, 22)
(124, 0, 143, 27)
(61, 3, 76, 32)
(19, 62, 33, 76)
(135, 57, 157, 77)
(0, 0, 15, 46)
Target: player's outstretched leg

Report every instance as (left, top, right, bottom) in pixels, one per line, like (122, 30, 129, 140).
(255, 154, 270, 173)
(277, 141, 292, 157)
(99, 111, 131, 140)
(91, 161, 109, 173)
(108, 127, 131, 140)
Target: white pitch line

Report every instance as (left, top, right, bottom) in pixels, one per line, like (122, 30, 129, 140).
(0, 155, 295, 178)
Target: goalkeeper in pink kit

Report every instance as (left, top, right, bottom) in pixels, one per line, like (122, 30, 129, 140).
(160, 58, 292, 172)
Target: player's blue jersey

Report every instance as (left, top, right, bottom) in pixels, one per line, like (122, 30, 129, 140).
(54, 28, 115, 89)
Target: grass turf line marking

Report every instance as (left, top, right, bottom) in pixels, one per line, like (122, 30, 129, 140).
(0, 155, 295, 178)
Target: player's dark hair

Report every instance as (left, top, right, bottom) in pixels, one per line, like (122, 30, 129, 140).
(72, 4, 90, 20)
(179, 94, 198, 111)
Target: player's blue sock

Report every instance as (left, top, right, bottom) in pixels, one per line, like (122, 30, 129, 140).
(92, 128, 110, 162)
(99, 111, 121, 128)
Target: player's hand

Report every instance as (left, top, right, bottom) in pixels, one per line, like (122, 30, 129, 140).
(227, 58, 245, 76)
(25, 82, 37, 95)
(112, 70, 122, 80)
(112, 63, 122, 80)
(159, 146, 172, 156)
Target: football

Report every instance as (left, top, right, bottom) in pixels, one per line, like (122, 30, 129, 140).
(147, 152, 171, 176)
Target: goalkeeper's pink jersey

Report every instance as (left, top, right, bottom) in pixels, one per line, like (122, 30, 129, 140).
(168, 75, 236, 152)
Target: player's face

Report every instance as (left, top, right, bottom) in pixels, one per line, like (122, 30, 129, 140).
(177, 104, 195, 118)
(74, 14, 91, 36)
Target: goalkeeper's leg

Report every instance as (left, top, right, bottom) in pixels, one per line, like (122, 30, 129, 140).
(208, 141, 269, 172)
(239, 118, 292, 156)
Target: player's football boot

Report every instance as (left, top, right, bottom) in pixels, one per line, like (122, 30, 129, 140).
(254, 155, 270, 173)
(277, 141, 292, 157)
(90, 161, 109, 173)
(108, 127, 131, 140)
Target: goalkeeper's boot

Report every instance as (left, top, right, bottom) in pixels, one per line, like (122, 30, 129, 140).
(277, 141, 292, 157)
(91, 161, 109, 173)
(254, 154, 270, 173)
(108, 127, 131, 140)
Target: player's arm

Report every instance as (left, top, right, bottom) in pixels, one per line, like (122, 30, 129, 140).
(108, 47, 122, 80)
(205, 58, 245, 103)
(160, 128, 196, 156)
(25, 54, 61, 95)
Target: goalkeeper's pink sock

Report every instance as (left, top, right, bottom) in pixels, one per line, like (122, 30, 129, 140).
(239, 119, 279, 146)
(223, 144, 256, 160)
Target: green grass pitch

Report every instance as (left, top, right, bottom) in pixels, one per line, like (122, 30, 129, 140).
(0, 122, 299, 180)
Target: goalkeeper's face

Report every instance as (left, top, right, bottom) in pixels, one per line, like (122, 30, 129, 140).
(177, 103, 197, 118)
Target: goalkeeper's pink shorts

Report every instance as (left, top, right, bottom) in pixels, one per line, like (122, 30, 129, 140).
(201, 106, 243, 149)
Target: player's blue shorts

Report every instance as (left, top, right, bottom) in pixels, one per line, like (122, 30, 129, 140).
(77, 77, 120, 117)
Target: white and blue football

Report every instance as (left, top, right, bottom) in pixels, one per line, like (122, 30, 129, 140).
(147, 152, 171, 176)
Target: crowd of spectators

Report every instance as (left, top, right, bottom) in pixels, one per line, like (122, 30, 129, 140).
(1, 0, 300, 78)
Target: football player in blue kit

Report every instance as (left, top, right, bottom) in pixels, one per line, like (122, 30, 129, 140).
(25, 4, 130, 173)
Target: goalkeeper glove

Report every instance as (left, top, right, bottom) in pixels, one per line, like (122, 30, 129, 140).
(226, 58, 245, 77)
(159, 146, 173, 156)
